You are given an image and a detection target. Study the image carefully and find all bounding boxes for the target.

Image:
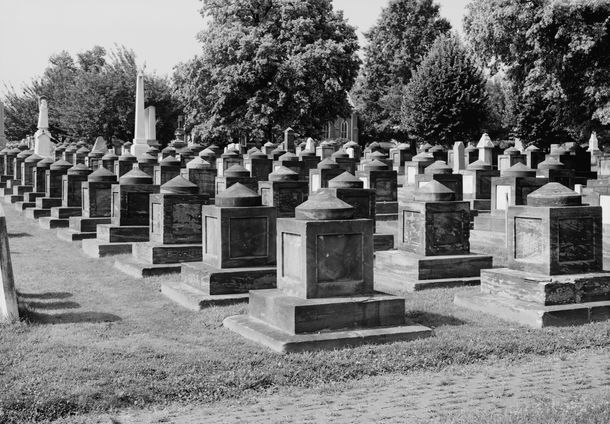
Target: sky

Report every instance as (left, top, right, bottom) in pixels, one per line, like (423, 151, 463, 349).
(0, 0, 469, 94)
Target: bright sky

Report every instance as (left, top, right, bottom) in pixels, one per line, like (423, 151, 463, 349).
(0, 0, 468, 94)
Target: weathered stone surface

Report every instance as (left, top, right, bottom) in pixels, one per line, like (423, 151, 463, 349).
(149, 191, 208, 244)
(0, 204, 18, 322)
(132, 242, 202, 265)
(180, 262, 276, 295)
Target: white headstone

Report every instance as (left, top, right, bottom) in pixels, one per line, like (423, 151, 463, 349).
(131, 70, 148, 159)
(588, 131, 600, 152)
(477, 133, 494, 164)
(34, 99, 53, 158)
(0, 205, 18, 323)
(305, 137, 316, 151)
(452, 141, 465, 173)
(92, 136, 107, 152)
(514, 138, 525, 152)
(0, 101, 7, 148)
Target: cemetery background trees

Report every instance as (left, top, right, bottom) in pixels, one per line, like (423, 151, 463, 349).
(177, 0, 360, 145)
(2, 46, 181, 145)
(465, 0, 610, 147)
(353, 0, 451, 144)
(401, 35, 487, 146)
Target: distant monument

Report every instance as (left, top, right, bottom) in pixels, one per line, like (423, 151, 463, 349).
(130, 70, 149, 159)
(34, 97, 53, 159)
(0, 102, 8, 148)
(144, 106, 158, 148)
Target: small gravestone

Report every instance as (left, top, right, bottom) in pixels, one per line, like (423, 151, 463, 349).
(30, 159, 72, 218)
(81, 167, 160, 258)
(283, 127, 296, 153)
(153, 156, 181, 186)
(452, 141, 465, 173)
(243, 149, 272, 182)
(223, 190, 432, 353)
(115, 176, 209, 277)
(181, 157, 216, 199)
(0, 101, 8, 149)
(299, 148, 321, 172)
(63, 145, 77, 164)
(497, 147, 526, 172)
(216, 149, 242, 177)
(13, 153, 44, 211)
(460, 159, 500, 211)
(389, 143, 412, 176)
(309, 158, 343, 194)
(464, 143, 478, 165)
(376, 181, 492, 292)
(215, 164, 257, 195)
(315, 140, 335, 160)
(356, 159, 398, 221)
(114, 152, 138, 177)
(525, 145, 545, 169)
(456, 183, 610, 327)
(344, 140, 362, 161)
(0, 205, 18, 322)
(414, 160, 463, 201)
(92, 136, 107, 153)
(331, 150, 357, 175)
(258, 166, 308, 217)
(536, 157, 574, 189)
(477, 133, 494, 165)
(137, 152, 158, 177)
(273, 152, 305, 179)
(161, 183, 277, 308)
(404, 152, 434, 186)
(23, 158, 54, 219)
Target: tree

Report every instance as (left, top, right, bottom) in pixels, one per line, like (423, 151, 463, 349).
(175, 0, 360, 145)
(464, 0, 610, 146)
(353, 0, 451, 143)
(401, 35, 488, 146)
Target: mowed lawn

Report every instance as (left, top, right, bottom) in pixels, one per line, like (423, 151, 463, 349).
(1, 203, 610, 423)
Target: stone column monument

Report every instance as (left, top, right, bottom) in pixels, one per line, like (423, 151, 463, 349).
(130, 71, 149, 159)
(0, 101, 8, 148)
(34, 98, 53, 159)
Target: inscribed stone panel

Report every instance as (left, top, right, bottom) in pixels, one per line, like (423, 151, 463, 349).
(514, 217, 543, 260)
(558, 218, 594, 263)
(229, 217, 268, 258)
(316, 233, 362, 283)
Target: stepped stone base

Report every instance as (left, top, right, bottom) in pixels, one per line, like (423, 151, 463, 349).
(132, 242, 202, 264)
(180, 262, 276, 295)
(373, 233, 394, 251)
(114, 256, 183, 278)
(473, 210, 506, 233)
(14, 201, 36, 211)
(6, 194, 23, 203)
(38, 216, 69, 229)
(96, 224, 149, 243)
(224, 290, 432, 353)
(454, 268, 610, 327)
(69, 217, 111, 233)
(374, 250, 493, 293)
(161, 282, 250, 310)
(36, 197, 62, 209)
(81, 239, 133, 258)
(24, 192, 45, 202)
(50, 206, 81, 219)
(469, 229, 508, 267)
(56, 228, 96, 242)
(25, 208, 51, 219)
(467, 199, 491, 211)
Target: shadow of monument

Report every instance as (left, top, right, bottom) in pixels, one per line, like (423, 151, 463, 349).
(405, 310, 466, 328)
(19, 309, 122, 324)
(17, 291, 73, 299)
(24, 300, 81, 310)
(8, 232, 32, 238)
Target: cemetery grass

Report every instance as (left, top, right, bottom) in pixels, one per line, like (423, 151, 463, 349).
(1, 209, 610, 422)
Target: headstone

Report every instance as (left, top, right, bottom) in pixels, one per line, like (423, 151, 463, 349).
(404, 152, 434, 186)
(223, 190, 432, 352)
(452, 141, 465, 173)
(331, 150, 357, 175)
(460, 160, 500, 211)
(153, 156, 181, 186)
(497, 146, 526, 172)
(215, 164, 257, 195)
(415, 160, 463, 200)
(309, 158, 343, 193)
(92, 136, 107, 152)
(356, 160, 398, 220)
(525, 145, 545, 169)
(258, 166, 308, 217)
(477, 133, 494, 165)
(216, 149, 242, 177)
(181, 157, 216, 199)
(283, 127, 296, 153)
(514, 138, 525, 153)
(456, 183, 610, 327)
(244, 150, 272, 182)
(0, 205, 18, 322)
(536, 157, 574, 189)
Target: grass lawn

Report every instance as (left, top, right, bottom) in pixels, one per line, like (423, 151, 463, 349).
(1, 205, 609, 423)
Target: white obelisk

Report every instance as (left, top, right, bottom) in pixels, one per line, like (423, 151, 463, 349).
(34, 98, 53, 158)
(131, 70, 149, 159)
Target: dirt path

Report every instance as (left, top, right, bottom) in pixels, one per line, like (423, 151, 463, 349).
(79, 347, 609, 423)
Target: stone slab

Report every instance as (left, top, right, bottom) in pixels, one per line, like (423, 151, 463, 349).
(24, 192, 45, 202)
(25, 208, 51, 219)
(50, 207, 81, 219)
(56, 229, 96, 242)
(373, 233, 394, 251)
(38, 217, 69, 229)
(96, 224, 149, 243)
(69, 217, 111, 233)
(114, 257, 183, 278)
(81, 239, 133, 258)
(132, 242, 202, 265)
(376, 214, 398, 222)
(161, 282, 250, 310)
(13, 201, 35, 211)
(454, 291, 610, 328)
(36, 197, 62, 209)
(469, 229, 508, 267)
(375, 269, 481, 293)
(480, 268, 610, 306)
(6, 195, 23, 204)
(180, 262, 276, 295)
(223, 314, 432, 354)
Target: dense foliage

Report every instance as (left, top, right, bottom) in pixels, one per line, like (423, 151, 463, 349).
(353, 0, 451, 143)
(464, 0, 610, 147)
(401, 35, 488, 146)
(2, 46, 181, 145)
(173, 0, 360, 145)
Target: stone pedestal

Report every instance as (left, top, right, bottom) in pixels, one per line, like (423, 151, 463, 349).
(216, 149, 242, 177)
(215, 164, 257, 195)
(244, 150, 272, 182)
(525, 145, 545, 169)
(404, 153, 434, 186)
(536, 157, 575, 189)
(114, 152, 138, 178)
(115, 176, 209, 277)
(75, 147, 90, 165)
(375, 181, 492, 292)
(181, 157, 216, 199)
(137, 153, 158, 177)
(41, 164, 92, 229)
(27, 159, 71, 220)
(456, 183, 610, 327)
(356, 160, 398, 221)
(273, 152, 308, 181)
(344, 141, 362, 161)
(161, 183, 277, 308)
(316, 142, 334, 160)
(497, 147, 526, 172)
(223, 190, 432, 353)
(460, 160, 499, 211)
(490, 163, 548, 212)
(258, 166, 308, 217)
(389, 143, 412, 175)
(153, 156, 181, 185)
(414, 161, 463, 201)
(298, 149, 320, 172)
(331, 150, 357, 175)
(309, 158, 343, 193)
(82, 168, 159, 257)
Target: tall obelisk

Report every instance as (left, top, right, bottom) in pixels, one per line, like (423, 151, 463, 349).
(131, 70, 149, 159)
(0, 100, 7, 148)
(34, 97, 53, 158)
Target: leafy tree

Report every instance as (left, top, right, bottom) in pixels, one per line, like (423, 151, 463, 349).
(401, 35, 488, 146)
(353, 0, 451, 143)
(175, 0, 360, 145)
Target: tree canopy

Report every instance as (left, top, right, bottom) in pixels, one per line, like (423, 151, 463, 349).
(173, 0, 361, 145)
(401, 35, 488, 146)
(353, 0, 451, 143)
(3, 46, 180, 145)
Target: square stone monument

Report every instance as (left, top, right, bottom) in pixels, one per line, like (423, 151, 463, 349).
(259, 166, 308, 218)
(244, 150, 272, 182)
(215, 164, 257, 195)
(23, 157, 54, 218)
(153, 156, 181, 186)
(27, 159, 72, 220)
(223, 190, 432, 353)
(356, 160, 398, 221)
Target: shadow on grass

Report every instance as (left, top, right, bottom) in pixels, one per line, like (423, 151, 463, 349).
(406, 310, 466, 328)
(18, 291, 73, 299)
(25, 300, 81, 310)
(19, 307, 122, 324)
(8, 232, 31, 238)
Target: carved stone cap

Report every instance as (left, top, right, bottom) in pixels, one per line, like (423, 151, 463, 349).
(328, 171, 363, 189)
(67, 163, 93, 176)
(467, 159, 492, 171)
(414, 180, 455, 202)
(36, 157, 55, 168)
(162, 146, 176, 154)
(159, 155, 181, 167)
(295, 189, 354, 220)
(138, 153, 158, 164)
(76, 146, 90, 154)
(161, 176, 199, 194)
(424, 160, 452, 175)
(269, 166, 299, 182)
(317, 158, 340, 170)
(88, 167, 117, 182)
(412, 152, 434, 162)
(25, 153, 43, 163)
(118, 152, 138, 162)
(119, 167, 153, 185)
(102, 152, 118, 160)
(215, 183, 262, 207)
(199, 148, 216, 160)
(503, 147, 520, 155)
(50, 159, 73, 171)
(88, 150, 104, 158)
(17, 150, 33, 159)
(331, 150, 349, 159)
(224, 164, 250, 178)
(501, 162, 536, 177)
(537, 157, 565, 170)
(363, 159, 389, 171)
(428, 145, 444, 152)
(278, 152, 298, 162)
(221, 149, 239, 158)
(525, 145, 540, 152)
(248, 150, 267, 159)
(299, 149, 316, 157)
(527, 183, 581, 207)
(186, 157, 213, 169)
